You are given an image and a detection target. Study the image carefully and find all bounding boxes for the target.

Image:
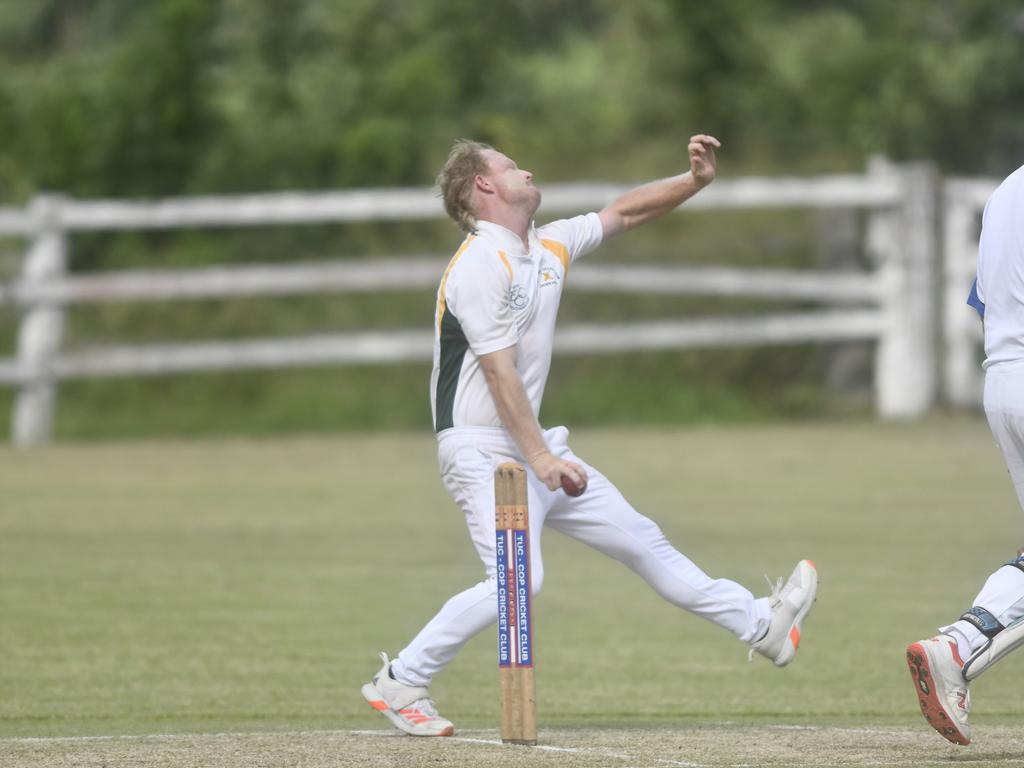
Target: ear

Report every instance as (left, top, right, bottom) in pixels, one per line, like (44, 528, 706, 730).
(474, 174, 494, 195)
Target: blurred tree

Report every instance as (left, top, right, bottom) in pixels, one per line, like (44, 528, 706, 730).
(1, 0, 1022, 202)
(1, 0, 219, 197)
(738, 0, 1024, 173)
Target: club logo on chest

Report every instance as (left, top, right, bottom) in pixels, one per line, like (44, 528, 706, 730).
(538, 267, 560, 289)
(508, 284, 530, 310)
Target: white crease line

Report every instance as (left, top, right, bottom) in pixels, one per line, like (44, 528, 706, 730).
(763, 724, 909, 735)
(0, 724, 924, 744)
(4, 735, 118, 744)
(2, 729, 350, 745)
(362, 731, 706, 767)
(449, 737, 704, 767)
(348, 729, 403, 738)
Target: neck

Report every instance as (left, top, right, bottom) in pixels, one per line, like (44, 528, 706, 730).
(477, 208, 531, 248)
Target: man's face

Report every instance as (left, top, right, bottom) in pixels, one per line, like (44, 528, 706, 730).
(479, 149, 541, 216)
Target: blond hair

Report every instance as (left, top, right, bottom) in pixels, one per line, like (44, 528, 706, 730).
(436, 139, 493, 232)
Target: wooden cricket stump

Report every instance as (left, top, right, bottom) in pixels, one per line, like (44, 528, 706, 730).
(494, 462, 537, 746)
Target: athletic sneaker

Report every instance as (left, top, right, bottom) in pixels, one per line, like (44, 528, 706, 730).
(906, 635, 971, 746)
(750, 559, 818, 666)
(360, 652, 455, 737)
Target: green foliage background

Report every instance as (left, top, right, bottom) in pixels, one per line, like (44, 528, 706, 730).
(0, 0, 1021, 438)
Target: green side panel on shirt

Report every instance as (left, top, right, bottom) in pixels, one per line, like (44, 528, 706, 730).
(435, 308, 469, 432)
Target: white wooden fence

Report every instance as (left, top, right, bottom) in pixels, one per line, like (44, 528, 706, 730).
(0, 157, 942, 446)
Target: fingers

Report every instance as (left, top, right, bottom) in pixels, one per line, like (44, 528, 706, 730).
(537, 460, 587, 492)
(527, 452, 589, 492)
(557, 461, 588, 497)
(689, 134, 721, 149)
(688, 141, 718, 158)
(562, 461, 587, 488)
(688, 134, 718, 186)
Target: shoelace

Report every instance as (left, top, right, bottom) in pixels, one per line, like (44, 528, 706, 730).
(407, 698, 441, 717)
(748, 574, 785, 662)
(372, 650, 445, 721)
(765, 574, 784, 607)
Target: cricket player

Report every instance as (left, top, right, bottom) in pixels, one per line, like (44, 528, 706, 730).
(906, 164, 1024, 746)
(361, 136, 818, 736)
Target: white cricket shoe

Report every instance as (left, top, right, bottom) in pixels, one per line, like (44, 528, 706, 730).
(750, 559, 818, 666)
(360, 652, 455, 737)
(906, 635, 971, 746)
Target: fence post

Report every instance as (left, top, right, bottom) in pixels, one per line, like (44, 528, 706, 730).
(12, 195, 68, 447)
(943, 180, 984, 407)
(817, 206, 870, 397)
(869, 158, 939, 418)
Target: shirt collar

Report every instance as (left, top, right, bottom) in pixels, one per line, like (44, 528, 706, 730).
(474, 219, 536, 259)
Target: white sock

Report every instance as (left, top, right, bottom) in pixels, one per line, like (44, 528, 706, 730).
(944, 624, 982, 660)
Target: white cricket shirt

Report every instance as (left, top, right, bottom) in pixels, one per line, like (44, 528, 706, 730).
(430, 213, 603, 432)
(976, 164, 1024, 370)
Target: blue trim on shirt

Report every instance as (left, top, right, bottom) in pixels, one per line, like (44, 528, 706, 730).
(967, 279, 985, 318)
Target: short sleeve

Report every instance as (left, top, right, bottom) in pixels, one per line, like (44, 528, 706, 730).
(536, 212, 604, 265)
(967, 278, 985, 319)
(445, 251, 518, 356)
(970, 199, 989, 319)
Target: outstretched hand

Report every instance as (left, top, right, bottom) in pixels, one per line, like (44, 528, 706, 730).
(689, 134, 720, 187)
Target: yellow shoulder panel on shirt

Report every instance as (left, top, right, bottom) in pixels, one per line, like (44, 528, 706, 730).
(497, 251, 513, 279)
(436, 235, 475, 329)
(540, 239, 570, 274)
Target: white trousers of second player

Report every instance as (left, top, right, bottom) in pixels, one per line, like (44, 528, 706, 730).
(943, 365, 1024, 651)
(391, 425, 771, 688)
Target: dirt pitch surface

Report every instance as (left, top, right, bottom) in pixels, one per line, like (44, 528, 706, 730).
(5, 725, 1024, 768)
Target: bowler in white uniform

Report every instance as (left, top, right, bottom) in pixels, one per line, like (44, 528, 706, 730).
(906, 164, 1024, 746)
(361, 136, 818, 736)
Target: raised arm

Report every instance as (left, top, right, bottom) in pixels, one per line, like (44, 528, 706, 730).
(479, 346, 587, 492)
(598, 134, 720, 240)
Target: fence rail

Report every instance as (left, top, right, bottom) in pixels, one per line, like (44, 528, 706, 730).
(0, 310, 885, 385)
(0, 158, 946, 446)
(0, 174, 904, 237)
(0, 259, 883, 306)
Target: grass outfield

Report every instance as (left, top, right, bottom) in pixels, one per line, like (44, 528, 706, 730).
(1, 418, 1022, 766)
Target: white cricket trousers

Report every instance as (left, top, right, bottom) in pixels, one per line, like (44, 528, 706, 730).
(945, 365, 1024, 651)
(391, 425, 771, 687)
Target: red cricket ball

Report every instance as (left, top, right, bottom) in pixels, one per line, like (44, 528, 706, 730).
(560, 474, 586, 497)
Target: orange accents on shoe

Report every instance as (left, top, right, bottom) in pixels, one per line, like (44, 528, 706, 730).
(398, 709, 454, 736)
(789, 626, 801, 650)
(948, 640, 965, 667)
(399, 708, 432, 724)
(805, 560, 817, 570)
(361, 652, 455, 737)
